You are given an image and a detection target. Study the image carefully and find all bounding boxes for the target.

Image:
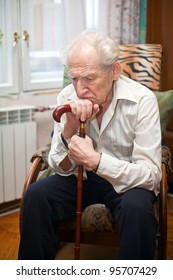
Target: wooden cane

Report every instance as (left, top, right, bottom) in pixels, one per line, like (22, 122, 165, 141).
(74, 121, 86, 259)
(53, 104, 86, 260)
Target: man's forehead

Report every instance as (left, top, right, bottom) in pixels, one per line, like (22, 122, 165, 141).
(67, 43, 100, 72)
(68, 65, 101, 77)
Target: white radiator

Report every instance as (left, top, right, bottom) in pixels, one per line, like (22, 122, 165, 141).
(0, 106, 37, 203)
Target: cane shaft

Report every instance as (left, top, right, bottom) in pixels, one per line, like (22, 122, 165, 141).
(75, 165, 84, 259)
(74, 121, 86, 260)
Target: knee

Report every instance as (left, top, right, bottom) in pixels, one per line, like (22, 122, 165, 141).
(23, 181, 47, 206)
(120, 188, 153, 217)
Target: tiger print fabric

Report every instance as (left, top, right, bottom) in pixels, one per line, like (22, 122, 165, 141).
(119, 44, 162, 91)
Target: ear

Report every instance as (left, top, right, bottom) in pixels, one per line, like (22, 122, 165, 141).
(112, 61, 121, 80)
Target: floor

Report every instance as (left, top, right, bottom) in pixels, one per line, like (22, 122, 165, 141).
(0, 195, 172, 260)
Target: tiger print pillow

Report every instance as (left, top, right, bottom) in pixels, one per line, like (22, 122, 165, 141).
(119, 44, 162, 92)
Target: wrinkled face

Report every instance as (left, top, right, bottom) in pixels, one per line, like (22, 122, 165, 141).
(67, 44, 121, 105)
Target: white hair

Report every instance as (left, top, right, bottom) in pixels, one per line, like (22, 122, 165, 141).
(62, 30, 119, 69)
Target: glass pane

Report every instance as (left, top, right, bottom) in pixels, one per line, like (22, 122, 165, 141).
(85, 0, 98, 28)
(22, 0, 100, 91)
(0, 0, 19, 95)
(21, 0, 101, 91)
(0, 0, 12, 86)
(22, 0, 65, 89)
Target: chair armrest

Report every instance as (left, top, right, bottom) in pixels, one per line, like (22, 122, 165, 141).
(162, 145, 172, 174)
(19, 156, 44, 232)
(31, 143, 51, 170)
(19, 144, 51, 233)
(22, 143, 51, 193)
(158, 161, 168, 259)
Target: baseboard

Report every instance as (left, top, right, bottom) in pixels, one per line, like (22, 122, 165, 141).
(0, 199, 21, 214)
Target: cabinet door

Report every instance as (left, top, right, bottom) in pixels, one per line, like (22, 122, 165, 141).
(0, 0, 19, 95)
(21, 0, 64, 92)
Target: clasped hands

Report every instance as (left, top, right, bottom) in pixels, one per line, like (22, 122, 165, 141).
(62, 99, 101, 170)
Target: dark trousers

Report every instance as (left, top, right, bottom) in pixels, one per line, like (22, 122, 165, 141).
(18, 171, 158, 260)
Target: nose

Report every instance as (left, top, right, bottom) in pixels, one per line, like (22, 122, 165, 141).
(76, 79, 88, 98)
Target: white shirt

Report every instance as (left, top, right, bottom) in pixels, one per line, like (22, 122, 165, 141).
(48, 75, 162, 194)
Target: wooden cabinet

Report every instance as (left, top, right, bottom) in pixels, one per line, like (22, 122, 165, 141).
(146, 0, 173, 91)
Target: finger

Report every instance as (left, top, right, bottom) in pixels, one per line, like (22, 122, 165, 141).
(85, 101, 94, 120)
(93, 104, 100, 115)
(80, 104, 87, 122)
(70, 99, 97, 122)
(78, 100, 93, 121)
(69, 101, 80, 120)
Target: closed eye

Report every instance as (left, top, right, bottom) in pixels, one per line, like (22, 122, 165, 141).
(71, 76, 96, 84)
(84, 77, 93, 81)
(71, 77, 77, 83)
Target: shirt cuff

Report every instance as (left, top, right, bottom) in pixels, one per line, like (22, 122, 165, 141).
(60, 133, 70, 149)
(94, 153, 102, 173)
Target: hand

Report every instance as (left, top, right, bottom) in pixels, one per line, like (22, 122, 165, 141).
(68, 135, 101, 169)
(63, 99, 100, 139)
(69, 99, 99, 122)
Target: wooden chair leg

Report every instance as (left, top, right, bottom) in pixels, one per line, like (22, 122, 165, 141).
(158, 163, 168, 259)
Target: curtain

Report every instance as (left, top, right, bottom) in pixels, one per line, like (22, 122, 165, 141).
(62, 0, 141, 46)
(108, 0, 140, 44)
(139, 0, 147, 43)
(63, 0, 86, 43)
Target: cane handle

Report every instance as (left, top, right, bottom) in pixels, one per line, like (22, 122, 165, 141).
(53, 104, 71, 123)
(53, 104, 86, 138)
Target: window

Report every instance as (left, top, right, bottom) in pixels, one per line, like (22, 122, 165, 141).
(0, 0, 99, 96)
(0, 0, 19, 95)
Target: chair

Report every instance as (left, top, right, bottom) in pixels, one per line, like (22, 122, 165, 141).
(20, 44, 170, 259)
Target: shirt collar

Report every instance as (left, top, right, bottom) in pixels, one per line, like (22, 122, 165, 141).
(114, 75, 138, 103)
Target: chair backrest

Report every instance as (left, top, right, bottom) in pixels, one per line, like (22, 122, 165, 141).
(119, 44, 162, 91)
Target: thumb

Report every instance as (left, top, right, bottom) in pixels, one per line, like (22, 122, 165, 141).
(91, 104, 100, 119)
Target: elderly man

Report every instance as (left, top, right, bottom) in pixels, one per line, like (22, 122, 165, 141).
(18, 30, 161, 260)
